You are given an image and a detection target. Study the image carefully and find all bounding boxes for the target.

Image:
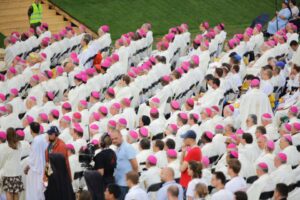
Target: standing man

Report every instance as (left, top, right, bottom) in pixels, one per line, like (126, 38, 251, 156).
(28, 0, 43, 31)
(110, 129, 138, 200)
(24, 122, 49, 200)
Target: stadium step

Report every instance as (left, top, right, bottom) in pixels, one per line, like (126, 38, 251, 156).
(0, 0, 71, 36)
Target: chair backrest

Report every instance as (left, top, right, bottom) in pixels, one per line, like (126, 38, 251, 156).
(147, 182, 163, 193)
(259, 191, 274, 200)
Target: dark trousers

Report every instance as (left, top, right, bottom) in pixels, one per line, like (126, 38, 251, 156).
(118, 186, 129, 200)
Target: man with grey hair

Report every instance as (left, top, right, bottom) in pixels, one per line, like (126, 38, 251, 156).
(245, 114, 257, 136)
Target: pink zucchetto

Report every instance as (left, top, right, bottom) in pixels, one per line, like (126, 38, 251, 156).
(112, 53, 119, 62)
(186, 98, 194, 107)
(122, 98, 131, 107)
(92, 112, 100, 121)
(102, 58, 112, 68)
(205, 131, 214, 140)
(62, 102, 72, 109)
(151, 97, 160, 104)
(90, 123, 99, 131)
(147, 155, 157, 165)
(16, 130, 25, 137)
(191, 55, 199, 65)
(51, 109, 60, 118)
(112, 103, 121, 110)
(100, 25, 110, 33)
(107, 87, 115, 96)
(191, 113, 199, 122)
(229, 150, 239, 159)
(118, 118, 127, 126)
(203, 22, 209, 29)
(167, 149, 177, 158)
(92, 140, 100, 146)
(62, 115, 71, 122)
(203, 108, 212, 117)
(211, 105, 220, 113)
(257, 162, 268, 170)
(178, 112, 188, 120)
(73, 112, 82, 120)
(277, 152, 287, 162)
(79, 100, 88, 107)
(39, 113, 48, 121)
(108, 120, 117, 128)
(46, 91, 55, 101)
(25, 115, 34, 124)
(266, 140, 275, 150)
(31, 74, 40, 82)
(10, 88, 18, 96)
(292, 122, 300, 131)
(162, 75, 171, 83)
(0, 131, 6, 140)
(201, 156, 210, 167)
(226, 104, 235, 112)
(289, 106, 299, 114)
(215, 124, 224, 130)
(283, 134, 292, 143)
(66, 144, 75, 151)
(0, 93, 5, 101)
(129, 130, 139, 140)
(73, 123, 83, 133)
(170, 100, 180, 110)
(150, 107, 159, 115)
(99, 106, 108, 115)
(91, 91, 100, 99)
(227, 143, 237, 149)
(139, 127, 149, 137)
(255, 24, 262, 32)
(250, 79, 260, 87)
(168, 124, 178, 132)
(236, 129, 244, 135)
(56, 66, 64, 75)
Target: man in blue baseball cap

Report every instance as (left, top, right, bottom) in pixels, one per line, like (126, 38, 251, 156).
(179, 130, 202, 189)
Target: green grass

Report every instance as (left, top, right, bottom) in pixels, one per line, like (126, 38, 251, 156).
(0, 33, 5, 48)
(51, 0, 278, 40)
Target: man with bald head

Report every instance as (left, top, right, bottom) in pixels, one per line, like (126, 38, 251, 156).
(110, 129, 138, 200)
(157, 167, 183, 200)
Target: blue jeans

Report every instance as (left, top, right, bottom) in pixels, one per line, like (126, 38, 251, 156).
(118, 186, 129, 200)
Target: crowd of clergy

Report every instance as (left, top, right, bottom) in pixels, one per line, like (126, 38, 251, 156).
(0, 1, 300, 200)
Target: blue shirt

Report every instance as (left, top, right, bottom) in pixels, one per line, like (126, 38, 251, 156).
(156, 180, 184, 200)
(115, 142, 137, 186)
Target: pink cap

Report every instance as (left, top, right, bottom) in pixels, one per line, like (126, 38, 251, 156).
(289, 106, 298, 114)
(167, 149, 177, 158)
(168, 124, 178, 132)
(87, 112, 97, 121)
(205, 131, 214, 140)
(107, 87, 115, 96)
(170, 100, 180, 110)
(40, 52, 47, 60)
(227, 143, 237, 149)
(215, 124, 224, 130)
(122, 98, 131, 107)
(139, 127, 149, 137)
(118, 118, 127, 126)
(129, 130, 138, 140)
(108, 120, 117, 128)
(191, 113, 199, 121)
(151, 97, 160, 104)
(211, 105, 220, 113)
(0, 93, 5, 101)
(255, 24, 262, 32)
(229, 150, 239, 158)
(284, 123, 292, 132)
(201, 156, 210, 167)
(262, 113, 272, 120)
(236, 129, 244, 135)
(204, 108, 212, 117)
(179, 112, 188, 120)
(176, 67, 184, 75)
(31, 74, 40, 82)
(10, 88, 18, 96)
(90, 123, 99, 131)
(26, 115, 34, 124)
(16, 130, 25, 137)
(112, 53, 119, 62)
(202, 21, 209, 29)
(186, 98, 194, 107)
(283, 134, 292, 143)
(51, 109, 60, 118)
(245, 27, 253, 37)
(191, 55, 199, 65)
(99, 106, 108, 114)
(165, 33, 175, 42)
(258, 162, 268, 170)
(266, 140, 275, 150)
(292, 122, 300, 131)
(0, 131, 6, 140)
(73, 112, 82, 120)
(39, 113, 48, 121)
(150, 107, 159, 115)
(66, 144, 75, 151)
(112, 102, 121, 110)
(277, 152, 287, 162)
(181, 61, 190, 72)
(62, 102, 72, 109)
(86, 68, 96, 76)
(62, 115, 71, 122)
(79, 100, 88, 107)
(100, 25, 110, 33)
(39, 125, 44, 134)
(46, 91, 55, 100)
(147, 155, 157, 165)
(0, 106, 7, 113)
(226, 104, 235, 112)
(250, 79, 260, 87)
(91, 139, 99, 146)
(73, 123, 83, 133)
(162, 75, 171, 83)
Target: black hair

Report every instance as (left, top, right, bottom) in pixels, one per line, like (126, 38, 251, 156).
(275, 183, 289, 198)
(234, 191, 248, 200)
(141, 115, 151, 126)
(213, 171, 226, 185)
(165, 139, 176, 149)
(212, 77, 220, 87)
(154, 139, 164, 150)
(256, 126, 266, 135)
(106, 184, 121, 199)
(30, 122, 40, 134)
(139, 138, 151, 149)
(290, 40, 298, 47)
(242, 133, 253, 144)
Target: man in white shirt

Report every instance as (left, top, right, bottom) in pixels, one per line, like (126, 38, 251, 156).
(279, 134, 300, 167)
(124, 171, 149, 200)
(153, 140, 168, 168)
(139, 155, 161, 190)
(211, 171, 234, 200)
(271, 152, 294, 185)
(225, 159, 247, 193)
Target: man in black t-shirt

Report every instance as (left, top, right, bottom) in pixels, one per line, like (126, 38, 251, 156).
(93, 133, 117, 187)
